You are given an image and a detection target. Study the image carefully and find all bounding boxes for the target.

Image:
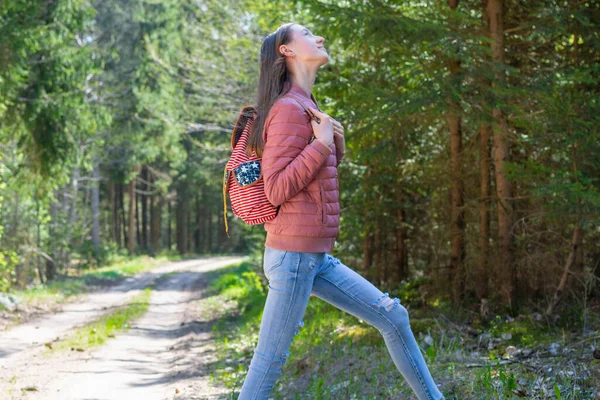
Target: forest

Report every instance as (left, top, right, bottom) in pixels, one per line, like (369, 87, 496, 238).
(0, 0, 599, 398)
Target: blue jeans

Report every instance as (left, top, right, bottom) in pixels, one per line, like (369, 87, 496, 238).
(238, 246, 444, 400)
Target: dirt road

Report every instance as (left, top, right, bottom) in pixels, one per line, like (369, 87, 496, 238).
(0, 256, 247, 400)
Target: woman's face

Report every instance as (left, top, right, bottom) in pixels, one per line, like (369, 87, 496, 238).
(280, 24, 328, 66)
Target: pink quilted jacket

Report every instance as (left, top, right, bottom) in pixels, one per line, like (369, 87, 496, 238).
(261, 82, 343, 253)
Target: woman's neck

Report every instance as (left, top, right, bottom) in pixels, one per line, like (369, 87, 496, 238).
(290, 67, 317, 98)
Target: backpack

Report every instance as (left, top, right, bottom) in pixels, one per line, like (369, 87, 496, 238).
(222, 105, 278, 237)
(222, 97, 317, 237)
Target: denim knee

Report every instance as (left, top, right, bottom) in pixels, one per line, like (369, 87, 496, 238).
(371, 292, 410, 332)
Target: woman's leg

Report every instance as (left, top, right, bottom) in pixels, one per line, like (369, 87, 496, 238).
(311, 254, 444, 400)
(238, 247, 318, 400)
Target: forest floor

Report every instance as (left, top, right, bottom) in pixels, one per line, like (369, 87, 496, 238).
(200, 260, 600, 400)
(1, 256, 599, 399)
(0, 255, 247, 400)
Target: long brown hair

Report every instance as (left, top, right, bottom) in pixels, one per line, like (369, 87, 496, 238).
(246, 22, 296, 158)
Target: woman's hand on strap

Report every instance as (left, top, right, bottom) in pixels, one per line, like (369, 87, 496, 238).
(307, 107, 334, 147)
(331, 117, 345, 154)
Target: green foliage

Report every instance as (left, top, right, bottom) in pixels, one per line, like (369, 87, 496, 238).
(212, 268, 265, 314)
(476, 355, 518, 400)
(1, 0, 599, 311)
(0, 250, 18, 292)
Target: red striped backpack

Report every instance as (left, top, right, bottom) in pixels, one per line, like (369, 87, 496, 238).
(222, 106, 278, 237)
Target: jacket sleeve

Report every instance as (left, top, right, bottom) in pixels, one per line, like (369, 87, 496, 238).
(262, 100, 332, 207)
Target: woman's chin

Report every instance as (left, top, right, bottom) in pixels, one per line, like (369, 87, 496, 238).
(318, 54, 330, 66)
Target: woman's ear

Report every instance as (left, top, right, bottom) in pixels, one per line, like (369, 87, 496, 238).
(279, 45, 294, 57)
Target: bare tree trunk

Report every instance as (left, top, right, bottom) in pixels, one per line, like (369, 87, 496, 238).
(488, 0, 516, 311)
(150, 174, 161, 255)
(477, 5, 492, 316)
(120, 184, 127, 249)
(448, 0, 466, 304)
(65, 166, 79, 269)
(68, 166, 80, 227)
(128, 169, 137, 254)
(216, 206, 222, 251)
(176, 192, 184, 255)
(167, 199, 172, 251)
(91, 160, 100, 254)
(477, 124, 492, 311)
(45, 193, 59, 282)
(394, 128, 408, 283)
(395, 188, 407, 282)
(135, 188, 141, 247)
(545, 224, 584, 316)
(363, 232, 374, 280)
(195, 194, 201, 253)
(206, 205, 212, 253)
(109, 181, 117, 245)
(141, 165, 148, 249)
(374, 217, 383, 287)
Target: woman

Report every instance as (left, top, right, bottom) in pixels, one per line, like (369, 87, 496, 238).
(238, 22, 445, 400)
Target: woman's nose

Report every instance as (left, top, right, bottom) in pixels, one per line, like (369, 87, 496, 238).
(317, 36, 325, 44)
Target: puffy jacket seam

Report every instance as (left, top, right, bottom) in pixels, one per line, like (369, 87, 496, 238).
(268, 121, 310, 127)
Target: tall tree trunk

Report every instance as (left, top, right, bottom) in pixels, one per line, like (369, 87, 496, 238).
(395, 187, 407, 282)
(195, 194, 201, 253)
(394, 128, 408, 283)
(176, 188, 186, 255)
(128, 170, 137, 254)
(68, 166, 80, 227)
(363, 232, 374, 280)
(488, 0, 516, 311)
(109, 181, 118, 245)
(91, 160, 100, 254)
(120, 183, 127, 249)
(374, 216, 383, 287)
(167, 199, 172, 251)
(206, 205, 212, 253)
(477, 124, 492, 310)
(135, 187, 141, 247)
(477, 5, 492, 315)
(150, 174, 161, 255)
(65, 166, 80, 269)
(45, 193, 59, 282)
(448, 0, 466, 303)
(361, 168, 374, 280)
(141, 165, 148, 249)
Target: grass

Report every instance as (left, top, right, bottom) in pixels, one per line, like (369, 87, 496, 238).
(1, 253, 177, 318)
(199, 258, 600, 400)
(43, 286, 153, 355)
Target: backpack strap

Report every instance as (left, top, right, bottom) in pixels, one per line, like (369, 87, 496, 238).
(231, 106, 257, 149)
(289, 96, 321, 124)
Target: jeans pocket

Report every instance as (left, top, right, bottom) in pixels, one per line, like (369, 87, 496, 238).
(263, 248, 288, 277)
